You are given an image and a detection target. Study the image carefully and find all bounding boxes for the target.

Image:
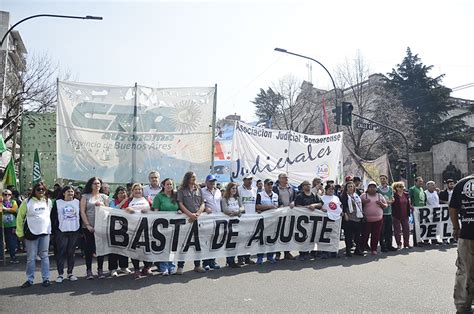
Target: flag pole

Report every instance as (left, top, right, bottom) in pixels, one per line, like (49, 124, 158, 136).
(210, 84, 217, 174)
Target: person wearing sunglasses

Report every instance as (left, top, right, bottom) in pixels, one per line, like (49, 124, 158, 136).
(1, 189, 19, 263)
(16, 182, 53, 288)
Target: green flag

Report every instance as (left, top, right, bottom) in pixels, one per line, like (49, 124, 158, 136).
(0, 134, 6, 154)
(33, 149, 42, 185)
(2, 157, 16, 188)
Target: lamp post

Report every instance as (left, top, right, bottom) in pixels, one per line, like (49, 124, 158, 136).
(274, 47, 339, 131)
(0, 14, 103, 47)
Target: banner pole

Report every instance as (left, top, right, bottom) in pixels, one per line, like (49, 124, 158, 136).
(210, 84, 217, 174)
(132, 83, 138, 183)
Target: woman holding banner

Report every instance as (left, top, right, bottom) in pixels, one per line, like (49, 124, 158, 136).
(221, 182, 244, 268)
(80, 177, 109, 280)
(124, 183, 154, 279)
(320, 184, 343, 258)
(340, 182, 364, 257)
(391, 182, 412, 249)
(16, 182, 53, 288)
(152, 178, 179, 275)
(51, 185, 81, 283)
(108, 186, 132, 277)
(360, 182, 388, 255)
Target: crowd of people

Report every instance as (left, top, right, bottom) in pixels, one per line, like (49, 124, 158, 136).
(0, 171, 460, 289)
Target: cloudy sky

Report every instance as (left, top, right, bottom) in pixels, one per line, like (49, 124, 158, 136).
(2, 0, 473, 121)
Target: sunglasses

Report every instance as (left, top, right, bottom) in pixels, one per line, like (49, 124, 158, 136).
(36, 188, 45, 192)
(3, 193, 12, 196)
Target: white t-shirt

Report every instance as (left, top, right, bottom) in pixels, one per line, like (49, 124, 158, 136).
(321, 194, 342, 221)
(26, 197, 53, 235)
(56, 199, 80, 232)
(143, 185, 162, 200)
(128, 197, 151, 212)
(425, 190, 439, 207)
(238, 185, 257, 214)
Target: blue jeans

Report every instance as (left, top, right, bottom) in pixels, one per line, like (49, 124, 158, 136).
(2, 227, 18, 259)
(25, 235, 50, 283)
(159, 261, 176, 273)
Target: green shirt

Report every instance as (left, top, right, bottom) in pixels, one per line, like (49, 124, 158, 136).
(409, 186, 426, 207)
(152, 193, 179, 212)
(377, 185, 393, 215)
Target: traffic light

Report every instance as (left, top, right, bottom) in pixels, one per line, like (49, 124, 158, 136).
(332, 104, 341, 125)
(410, 162, 417, 178)
(341, 102, 353, 126)
(396, 159, 406, 178)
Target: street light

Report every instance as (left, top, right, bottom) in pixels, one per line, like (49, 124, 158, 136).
(274, 47, 339, 130)
(0, 14, 103, 47)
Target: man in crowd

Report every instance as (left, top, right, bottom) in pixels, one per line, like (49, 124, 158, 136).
(295, 180, 323, 260)
(311, 177, 324, 197)
(410, 176, 426, 245)
(378, 175, 397, 252)
(143, 171, 162, 200)
(201, 174, 222, 270)
(256, 180, 263, 193)
(353, 177, 364, 196)
(425, 181, 442, 244)
(449, 174, 474, 313)
(255, 179, 279, 264)
(272, 173, 296, 260)
(237, 174, 257, 265)
(439, 179, 455, 204)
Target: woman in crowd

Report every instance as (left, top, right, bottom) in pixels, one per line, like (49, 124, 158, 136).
(392, 181, 412, 249)
(51, 185, 81, 282)
(124, 183, 154, 279)
(320, 184, 343, 258)
(152, 178, 178, 275)
(220, 182, 243, 268)
(2, 189, 19, 263)
(16, 182, 53, 288)
(80, 177, 109, 279)
(108, 186, 132, 277)
(340, 182, 364, 256)
(360, 181, 388, 255)
(176, 171, 206, 274)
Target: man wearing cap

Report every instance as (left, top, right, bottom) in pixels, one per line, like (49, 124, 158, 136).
(377, 175, 396, 252)
(295, 180, 323, 260)
(201, 174, 222, 270)
(255, 179, 279, 264)
(237, 174, 257, 265)
(449, 174, 474, 313)
(272, 173, 297, 260)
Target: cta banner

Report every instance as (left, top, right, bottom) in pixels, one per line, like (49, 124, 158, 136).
(95, 206, 341, 262)
(57, 81, 215, 183)
(413, 205, 455, 241)
(231, 121, 343, 185)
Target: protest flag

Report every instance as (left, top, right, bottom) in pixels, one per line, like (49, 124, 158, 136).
(32, 149, 42, 185)
(0, 134, 6, 154)
(321, 96, 330, 135)
(2, 157, 16, 188)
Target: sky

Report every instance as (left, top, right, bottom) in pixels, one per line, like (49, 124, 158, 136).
(1, 0, 473, 122)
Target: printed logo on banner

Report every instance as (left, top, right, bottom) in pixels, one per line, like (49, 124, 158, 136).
(315, 163, 330, 180)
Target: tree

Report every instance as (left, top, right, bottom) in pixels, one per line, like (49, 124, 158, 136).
(385, 47, 467, 152)
(1, 53, 68, 158)
(252, 75, 322, 133)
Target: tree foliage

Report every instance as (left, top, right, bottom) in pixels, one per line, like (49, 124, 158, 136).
(385, 47, 468, 151)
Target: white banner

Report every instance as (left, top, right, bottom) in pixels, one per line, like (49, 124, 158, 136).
(94, 206, 341, 262)
(57, 81, 215, 183)
(413, 205, 455, 241)
(231, 121, 343, 185)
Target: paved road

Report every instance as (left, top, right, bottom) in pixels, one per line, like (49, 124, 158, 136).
(0, 244, 458, 313)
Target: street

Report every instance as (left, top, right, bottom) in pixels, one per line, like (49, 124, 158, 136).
(0, 243, 458, 313)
